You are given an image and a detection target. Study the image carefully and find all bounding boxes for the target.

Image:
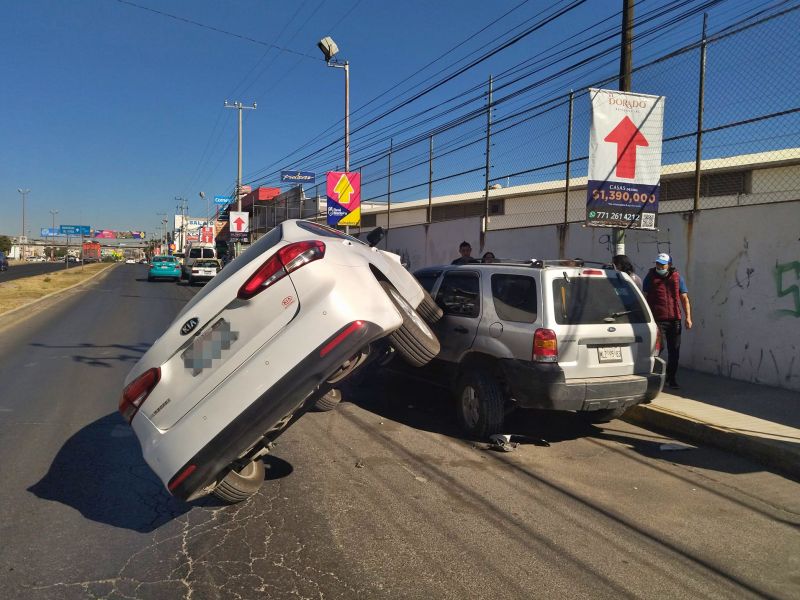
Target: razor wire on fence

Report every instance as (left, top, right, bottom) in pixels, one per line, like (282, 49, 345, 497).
(255, 6, 800, 233)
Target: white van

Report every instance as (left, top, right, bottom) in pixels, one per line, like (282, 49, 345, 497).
(181, 243, 217, 280)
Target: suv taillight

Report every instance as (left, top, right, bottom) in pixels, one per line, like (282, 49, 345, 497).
(119, 367, 161, 424)
(533, 328, 558, 362)
(238, 240, 325, 300)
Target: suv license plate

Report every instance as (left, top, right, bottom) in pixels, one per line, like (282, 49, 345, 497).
(598, 346, 623, 363)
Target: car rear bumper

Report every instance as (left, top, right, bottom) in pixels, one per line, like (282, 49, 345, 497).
(501, 357, 665, 412)
(135, 321, 384, 501)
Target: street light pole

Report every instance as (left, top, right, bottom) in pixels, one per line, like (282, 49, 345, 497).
(17, 188, 30, 260)
(49, 209, 59, 260)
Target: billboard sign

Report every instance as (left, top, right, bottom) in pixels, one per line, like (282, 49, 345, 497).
(214, 195, 232, 205)
(586, 89, 664, 230)
(326, 172, 361, 227)
(41, 228, 61, 237)
(60, 225, 91, 236)
(229, 211, 249, 241)
(281, 170, 315, 185)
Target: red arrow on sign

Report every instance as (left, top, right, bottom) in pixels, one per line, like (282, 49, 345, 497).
(604, 116, 648, 179)
(233, 217, 246, 231)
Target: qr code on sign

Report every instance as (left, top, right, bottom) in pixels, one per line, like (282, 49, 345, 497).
(640, 212, 656, 229)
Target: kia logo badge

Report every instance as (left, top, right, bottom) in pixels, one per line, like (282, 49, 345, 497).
(607, 326, 616, 332)
(181, 318, 199, 335)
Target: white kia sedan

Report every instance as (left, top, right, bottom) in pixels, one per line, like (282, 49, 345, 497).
(120, 220, 441, 503)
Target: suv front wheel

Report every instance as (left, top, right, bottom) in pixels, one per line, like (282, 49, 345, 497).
(456, 371, 505, 439)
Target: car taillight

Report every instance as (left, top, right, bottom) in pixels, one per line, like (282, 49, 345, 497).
(119, 367, 161, 424)
(533, 328, 558, 362)
(238, 240, 325, 300)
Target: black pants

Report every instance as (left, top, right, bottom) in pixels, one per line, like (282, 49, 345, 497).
(657, 320, 682, 383)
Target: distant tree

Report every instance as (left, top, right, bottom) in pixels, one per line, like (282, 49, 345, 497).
(0, 235, 11, 254)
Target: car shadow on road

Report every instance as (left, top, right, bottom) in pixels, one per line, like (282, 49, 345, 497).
(28, 412, 294, 533)
(345, 369, 597, 446)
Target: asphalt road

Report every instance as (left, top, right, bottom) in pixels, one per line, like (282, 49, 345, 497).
(0, 265, 798, 599)
(0, 261, 84, 282)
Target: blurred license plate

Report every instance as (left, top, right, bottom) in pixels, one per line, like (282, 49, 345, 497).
(182, 319, 239, 376)
(598, 346, 622, 363)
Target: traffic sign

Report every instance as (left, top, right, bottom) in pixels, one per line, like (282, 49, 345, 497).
(214, 195, 232, 205)
(326, 172, 361, 227)
(60, 225, 91, 236)
(586, 89, 664, 230)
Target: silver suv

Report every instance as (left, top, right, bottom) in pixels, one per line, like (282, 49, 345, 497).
(412, 259, 665, 438)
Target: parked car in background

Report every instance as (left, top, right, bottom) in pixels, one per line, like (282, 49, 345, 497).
(147, 255, 181, 281)
(181, 243, 216, 280)
(0, 252, 8, 271)
(186, 258, 221, 285)
(120, 220, 442, 504)
(407, 259, 665, 439)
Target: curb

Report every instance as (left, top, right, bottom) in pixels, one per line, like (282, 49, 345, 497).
(623, 403, 800, 481)
(0, 263, 119, 321)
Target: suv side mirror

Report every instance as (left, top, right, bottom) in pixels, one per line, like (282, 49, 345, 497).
(366, 227, 385, 248)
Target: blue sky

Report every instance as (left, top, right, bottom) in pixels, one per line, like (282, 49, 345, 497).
(1, 0, 792, 238)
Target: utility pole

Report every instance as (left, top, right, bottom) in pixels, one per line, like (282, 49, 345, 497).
(693, 14, 708, 213)
(483, 75, 493, 244)
(613, 0, 634, 256)
(157, 212, 167, 253)
(17, 188, 30, 260)
(225, 100, 256, 255)
(175, 197, 188, 253)
(49, 209, 59, 261)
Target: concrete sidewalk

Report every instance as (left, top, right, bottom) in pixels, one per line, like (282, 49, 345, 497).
(623, 368, 800, 480)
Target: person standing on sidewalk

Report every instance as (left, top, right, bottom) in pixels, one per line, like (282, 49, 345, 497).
(643, 253, 692, 389)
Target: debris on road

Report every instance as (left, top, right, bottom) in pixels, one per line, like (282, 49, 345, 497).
(355, 460, 366, 469)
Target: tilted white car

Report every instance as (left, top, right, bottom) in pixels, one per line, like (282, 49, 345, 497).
(120, 220, 441, 503)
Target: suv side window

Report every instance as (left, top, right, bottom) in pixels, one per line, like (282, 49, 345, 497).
(436, 272, 480, 317)
(491, 274, 537, 323)
(414, 271, 441, 293)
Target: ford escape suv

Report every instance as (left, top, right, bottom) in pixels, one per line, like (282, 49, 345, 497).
(411, 259, 665, 438)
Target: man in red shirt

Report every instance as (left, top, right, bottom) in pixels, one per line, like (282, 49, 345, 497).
(643, 253, 693, 389)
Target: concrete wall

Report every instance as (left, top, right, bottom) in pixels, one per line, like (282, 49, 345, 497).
(376, 201, 800, 391)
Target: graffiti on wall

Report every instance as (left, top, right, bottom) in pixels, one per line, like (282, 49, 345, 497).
(774, 260, 800, 317)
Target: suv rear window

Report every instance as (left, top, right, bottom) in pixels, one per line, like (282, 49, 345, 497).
(492, 274, 537, 323)
(436, 272, 480, 317)
(552, 275, 649, 324)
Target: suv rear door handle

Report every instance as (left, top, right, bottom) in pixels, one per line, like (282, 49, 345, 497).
(453, 326, 469, 334)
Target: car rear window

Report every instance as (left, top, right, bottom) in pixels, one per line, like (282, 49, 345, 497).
(551, 274, 649, 324)
(492, 274, 537, 323)
(202, 249, 215, 258)
(414, 271, 441, 293)
(195, 260, 218, 267)
(296, 220, 366, 245)
(189, 249, 202, 258)
(153, 256, 176, 263)
(436, 272, 480, 318)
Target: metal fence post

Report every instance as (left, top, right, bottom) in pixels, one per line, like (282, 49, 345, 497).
(564, 90, 574, 226)
(386, 139, 392, 249)
(693, 13, 708, 212)
(428, 134, 434, 224)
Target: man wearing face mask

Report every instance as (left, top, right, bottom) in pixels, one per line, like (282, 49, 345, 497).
(643, 253, 692, 389)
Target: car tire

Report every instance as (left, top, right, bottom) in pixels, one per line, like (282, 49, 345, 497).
(578, 407, 628, 424)
(456, 370, 505, 440)
(312, 388, 342, 412)
(212, 459, 265, 504)
(380, 281, 440, 367)
(416, 289, 443, 324)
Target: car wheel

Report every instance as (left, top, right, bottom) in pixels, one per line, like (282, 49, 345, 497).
(578, 407, 628, 424)
(416, 289, 444, 324)
(456, 370, 505, 439)
(212, 459, 266, 504)
(381, 281, 440, 367)
(312, 388, 342, 412)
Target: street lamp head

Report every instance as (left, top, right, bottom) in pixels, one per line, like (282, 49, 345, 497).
(199, 191, 205, 199)
(318, 36, 339, 63)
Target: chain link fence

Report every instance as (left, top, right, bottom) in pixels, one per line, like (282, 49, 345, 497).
(259, 8, 799, 233)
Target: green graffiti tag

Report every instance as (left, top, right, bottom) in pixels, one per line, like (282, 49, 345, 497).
(775, 261, 800, 317)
